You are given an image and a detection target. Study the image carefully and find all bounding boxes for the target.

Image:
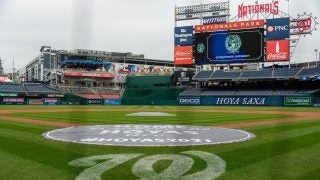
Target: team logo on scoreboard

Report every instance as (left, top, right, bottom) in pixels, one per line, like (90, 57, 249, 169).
(225, 35, 242, 53)
(197, 43, 205, 53)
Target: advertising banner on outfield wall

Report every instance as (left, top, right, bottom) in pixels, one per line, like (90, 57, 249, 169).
(178, 97, 201, 105)
(174, 46, 193, 65)
(266, 40, 290, 62)
(104, 99, 121, 105)
(43, 98, 61, 105)
(174, 26, 193, 46)
(194, 28, 264, 64)
(201, 96, 283, 106)
(28, 99, 44, 105)
(87, 99, 102, 105)
(1, 98, 25, 105)
(284, 97, 312, 106)
(266, 18, 290, 40)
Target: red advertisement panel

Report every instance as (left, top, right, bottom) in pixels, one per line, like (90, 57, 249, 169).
(0, 76, 9, 82)
(266, 40, 290, 62)
(174, 46, 193, 65)
(64, 72, 115, 78)
(195, 20, 264, 33)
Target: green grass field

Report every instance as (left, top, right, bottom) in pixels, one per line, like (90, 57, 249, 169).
(1, 105, 320, 180)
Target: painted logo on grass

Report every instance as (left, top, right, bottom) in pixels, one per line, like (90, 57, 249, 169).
(43, 124, 255, 146)
(69, 151, 226, 180)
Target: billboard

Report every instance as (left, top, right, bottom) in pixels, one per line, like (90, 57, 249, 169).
(87, 99, 102, 105)
(201, 96, 283, 106)
(64, 72, 115, 78)
(266, 40, 290, 62)
(284, 97, 312, 106)
(194, 28, 264, 64)
(62, 55, 105, 61)
(178, 97, 201, 105)
(202, 16, 227, 25)
(238, 1, 279, 19)
(174, 46, 193, 65)
(174, 71, 194, 82)
(104, 99, 121, 105)
(266, 18, 290, 40)
(195, 20, 264, 33)
(174, 26, 193, 46)
(0, 76, 9, 83)
(1, 98, 25, 105)
(175, 2, 229, 21)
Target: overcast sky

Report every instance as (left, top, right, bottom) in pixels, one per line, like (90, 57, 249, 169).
(0, 0, 319, 72)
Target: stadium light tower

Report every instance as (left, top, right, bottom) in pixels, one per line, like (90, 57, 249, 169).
(315, 49, 319, 67)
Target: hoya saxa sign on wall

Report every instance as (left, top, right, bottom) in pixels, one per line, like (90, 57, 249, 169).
(201, 96, 283, 106)
(266, 40, 290, 62)
(174, 46, 193, 65)
(174, 26, 193, 46)
(266, 18, 290, 40)
(194, 28, 264, 64)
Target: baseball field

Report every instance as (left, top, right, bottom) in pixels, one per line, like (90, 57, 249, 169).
(1, 105, 320, 179)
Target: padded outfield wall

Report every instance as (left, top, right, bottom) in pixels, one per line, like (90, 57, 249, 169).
(122, 75, 185, 105)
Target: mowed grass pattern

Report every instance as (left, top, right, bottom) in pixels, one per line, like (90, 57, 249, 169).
(0, 105, 320, 179)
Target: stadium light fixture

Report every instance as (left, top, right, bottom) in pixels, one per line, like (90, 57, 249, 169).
(315, 49, 319, 67)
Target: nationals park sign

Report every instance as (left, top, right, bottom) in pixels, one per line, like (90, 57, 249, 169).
(43, 124, 255, 146)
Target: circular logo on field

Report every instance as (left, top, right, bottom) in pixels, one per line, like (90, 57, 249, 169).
(225, 34, 242, 53)
(43, 124, 255, 146)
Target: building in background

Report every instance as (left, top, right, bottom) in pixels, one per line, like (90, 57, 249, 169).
(0, 58, 3, 75)
(21, 46, 175, 86)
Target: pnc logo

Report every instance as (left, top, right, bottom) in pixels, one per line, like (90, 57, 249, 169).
(267, 25, 289, 32)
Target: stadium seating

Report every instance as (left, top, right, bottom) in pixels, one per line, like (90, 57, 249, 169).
(273, 90, 300, 96)
(193, 68, 304, 81)
(193, 71, 213, 80)
(210, 71, 241, 80)
(201, 90, 236, 96)
(80, 94, 102, 99)
(236, 90, 274, 96)
(100, 94, 120, 99)
(179, 88, 204, 96)
(241, 69, 273, 79)
(274, 68, 300, 78)
(24, 84, 60, 93)
(0, 83, 25, 93)
(297, 67, 320, 77)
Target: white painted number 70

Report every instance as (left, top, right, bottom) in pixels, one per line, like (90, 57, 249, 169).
(69, 151, 225, 180)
